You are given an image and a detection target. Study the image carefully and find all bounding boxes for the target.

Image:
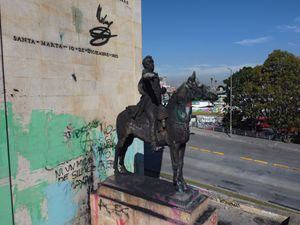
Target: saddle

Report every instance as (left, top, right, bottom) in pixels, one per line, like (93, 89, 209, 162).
(126, 105, 168, 120)
(126, 105, 139, 118)
(157, 105, 168, 120)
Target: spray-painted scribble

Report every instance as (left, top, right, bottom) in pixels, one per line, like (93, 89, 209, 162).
(99, 199, 129, 218)
(64, 120, 115, 152)
(116, 218, 127, 225)
(64, 124, 74, 140)
(62, 120, 117, 181)
(89, 4, 118, 46)
(45, 155, 95, 190)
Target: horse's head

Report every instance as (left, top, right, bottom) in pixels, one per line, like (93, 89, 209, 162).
(185, 71, 218, 103)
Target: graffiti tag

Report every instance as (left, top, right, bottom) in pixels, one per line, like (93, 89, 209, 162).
(89, 4, 118, 46)
(45, 155, 96, 189)
(99, 199, 129, 218)
(63, 120, 116, 181)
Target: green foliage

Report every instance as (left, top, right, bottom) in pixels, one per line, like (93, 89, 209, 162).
(223, 50, 300, 139)
(261, 50, 300, 133)
(223, 66, 263, 130)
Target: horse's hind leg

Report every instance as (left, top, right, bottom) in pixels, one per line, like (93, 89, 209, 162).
(114, 139, 123, 174)
(119, 135, 134, 174)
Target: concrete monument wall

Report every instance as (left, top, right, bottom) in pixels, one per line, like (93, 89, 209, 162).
(0, 0, 142, 224)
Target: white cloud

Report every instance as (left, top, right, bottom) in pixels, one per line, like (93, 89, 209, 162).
(186, 63, 257, 76)
(277, 24, 300, 33)
(277, 17, 300, 33)
(234, 36, 271, 46)
(159, 63, 258, 86)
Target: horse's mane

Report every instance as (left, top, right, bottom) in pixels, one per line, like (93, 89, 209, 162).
(167, 82, 187, 106)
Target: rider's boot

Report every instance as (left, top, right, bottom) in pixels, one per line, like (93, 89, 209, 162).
(161, 119, 166, 130)
(150, 120, 162, 152)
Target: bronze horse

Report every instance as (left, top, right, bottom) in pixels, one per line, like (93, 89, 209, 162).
(114, 72, 217, 192)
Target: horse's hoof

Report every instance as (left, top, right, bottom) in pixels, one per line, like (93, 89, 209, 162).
(175, 180, 189, 193)
(175, 182, 184, 193)
(182, 184, 189, 192)
(176, 185, 184, 193)
(119, 166, 131, 174)
(114, 169, 120, 176)
(182, 181, 189, 191)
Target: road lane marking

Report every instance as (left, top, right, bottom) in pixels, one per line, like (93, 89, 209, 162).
(273, 163, 289, 169)
(188, 145, 300, 174)
(254, 159, 268, 165)
(200, 149, 211, 153)
(213, 151, 224, 156)
(188, 145, 300, 173)
(240, 157, 253, 161)
(188, 145, 220, 155)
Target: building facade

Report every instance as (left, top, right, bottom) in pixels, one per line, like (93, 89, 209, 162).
(0, 0, 142, 224)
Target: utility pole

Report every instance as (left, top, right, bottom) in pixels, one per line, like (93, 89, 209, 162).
(227, 68, 233, 135)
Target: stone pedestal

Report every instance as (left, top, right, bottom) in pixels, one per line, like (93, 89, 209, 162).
(90, 174, 218, 225)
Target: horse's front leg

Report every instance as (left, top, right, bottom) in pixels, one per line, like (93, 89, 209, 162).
(169, 144, 179, 186)
(114, 138, 130, 174)
(119, 153, 130, 174)
(177, 143, 188, 192)
(114, 140, 122, 174)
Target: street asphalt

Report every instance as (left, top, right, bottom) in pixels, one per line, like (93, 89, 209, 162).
(161, 128, 300, 212)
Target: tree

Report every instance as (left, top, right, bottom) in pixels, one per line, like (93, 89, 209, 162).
(222, 50, 300, 142)
(260, 50, 300, 141)
(223, 66, 262, 130)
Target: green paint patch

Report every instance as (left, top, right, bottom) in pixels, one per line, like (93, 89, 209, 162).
(0, 184, 13, 225)
(0, 104, 9, 179)
(14, 182, 48, 224)
(0, 102, 140, 225)
(5, 103, 86, 177)
(71, 7, 83, 33)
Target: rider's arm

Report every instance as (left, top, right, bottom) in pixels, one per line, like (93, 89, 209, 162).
(142, 72, 155, 79)
(138, 79, 146, 95)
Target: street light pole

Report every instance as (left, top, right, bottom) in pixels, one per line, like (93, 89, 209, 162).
(228, 68, 233, 135)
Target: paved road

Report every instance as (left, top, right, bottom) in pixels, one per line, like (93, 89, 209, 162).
(161, 129, 300, 211)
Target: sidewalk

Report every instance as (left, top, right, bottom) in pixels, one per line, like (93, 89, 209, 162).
(190, 127, 300, 153)
(160, 173, 299, 225)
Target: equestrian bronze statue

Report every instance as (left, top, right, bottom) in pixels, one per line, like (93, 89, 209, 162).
(114, 56, 217, 192)
(134, 56, 167, 151)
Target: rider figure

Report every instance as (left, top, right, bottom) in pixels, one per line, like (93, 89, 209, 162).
(136, 56, 166, 150)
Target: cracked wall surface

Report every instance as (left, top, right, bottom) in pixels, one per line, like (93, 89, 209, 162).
(0, 0, 142, 224)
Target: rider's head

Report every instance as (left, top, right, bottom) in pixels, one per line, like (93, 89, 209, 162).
(142, 56, 154, 72)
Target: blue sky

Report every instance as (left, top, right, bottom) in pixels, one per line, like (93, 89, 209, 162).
(142, 0, 300, 86)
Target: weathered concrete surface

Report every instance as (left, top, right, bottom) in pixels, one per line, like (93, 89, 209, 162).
(161, 175, 294, 225)
(0, 22, 14, 225)
(91, 175, 218, 225)
(0, 0, 142, 224)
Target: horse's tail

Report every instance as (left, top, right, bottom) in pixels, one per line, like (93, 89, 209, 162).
(114, 108, 135, 174)
(116, 109, 131, 139)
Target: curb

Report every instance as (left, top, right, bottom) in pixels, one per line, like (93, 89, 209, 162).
(160, 173, 298, 220)
(190, 127, 300, 153)
(239, 204, 289, 223)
